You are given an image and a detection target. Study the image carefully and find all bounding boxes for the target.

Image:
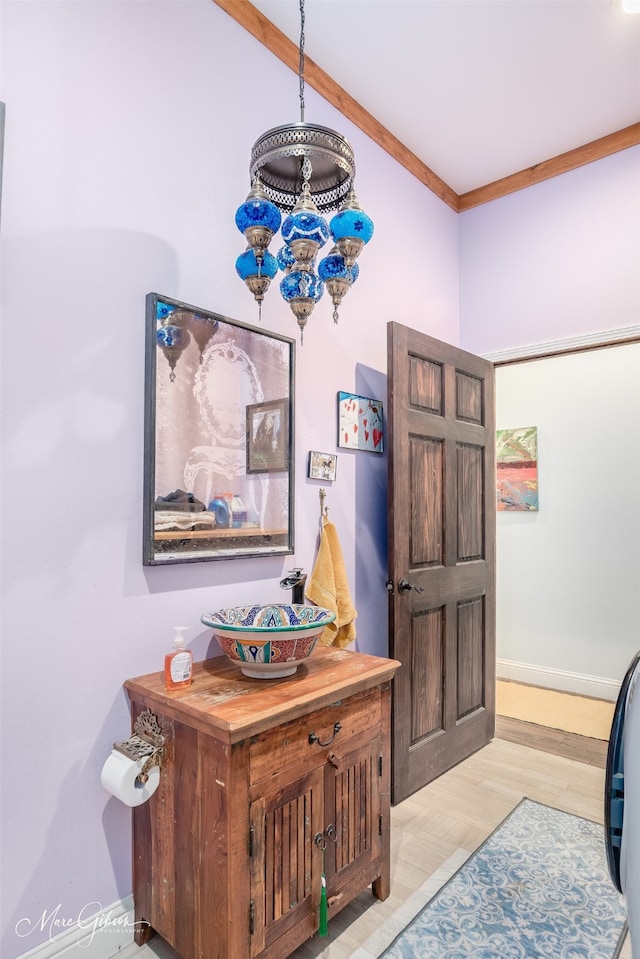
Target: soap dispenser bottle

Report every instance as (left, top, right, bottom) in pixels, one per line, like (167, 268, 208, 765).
(164, 626, 193, 690)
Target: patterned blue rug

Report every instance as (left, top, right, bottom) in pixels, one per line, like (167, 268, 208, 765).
(380, 798, 627, 959)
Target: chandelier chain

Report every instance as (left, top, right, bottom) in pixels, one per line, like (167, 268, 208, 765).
(298, 0, 305, 122)
(237, 0, 372, 339)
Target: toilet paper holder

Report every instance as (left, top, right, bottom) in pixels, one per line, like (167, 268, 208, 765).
(113, 709, 165, 785)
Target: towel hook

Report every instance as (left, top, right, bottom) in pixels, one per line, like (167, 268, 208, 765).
(319, 488, 329, 519)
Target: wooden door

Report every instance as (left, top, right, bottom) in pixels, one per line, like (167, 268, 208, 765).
(387, 322, 496, 803)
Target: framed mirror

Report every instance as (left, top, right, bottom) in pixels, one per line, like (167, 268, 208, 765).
(143, 293, 295, 565)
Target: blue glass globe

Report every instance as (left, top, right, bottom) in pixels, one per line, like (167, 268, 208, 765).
(235, 248, 278, 281)
(281, 211, 329, 249)
(277, 244, 296, 273)
(279, 269, 324, 304)
(330, 207, 374, 245)
(318, 252, 360, 284)
(156, 301, 174, 322)
(156, 324, 186, 349)
(235, 197, 281, 236)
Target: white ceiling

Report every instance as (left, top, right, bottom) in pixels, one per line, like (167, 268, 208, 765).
(249, 0, 640, 196)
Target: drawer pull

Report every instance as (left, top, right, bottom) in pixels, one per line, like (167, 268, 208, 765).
(308, 721, 342, 747)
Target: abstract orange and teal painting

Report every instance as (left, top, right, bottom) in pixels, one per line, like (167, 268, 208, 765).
(496, 426, 538, 511)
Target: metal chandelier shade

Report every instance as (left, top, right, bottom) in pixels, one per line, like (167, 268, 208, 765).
(249, 121, 355, 215)
(234, 0, 374, 342)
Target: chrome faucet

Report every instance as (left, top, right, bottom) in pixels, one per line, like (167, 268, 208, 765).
(280, 568, 307, 605)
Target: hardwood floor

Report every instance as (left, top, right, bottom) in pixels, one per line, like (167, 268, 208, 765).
(117, 723, 629, 959)
(496, 714, 609, 767)
(285, 727, 626, 959)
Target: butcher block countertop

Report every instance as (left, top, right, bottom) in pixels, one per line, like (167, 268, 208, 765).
(124, 646, 401, 743)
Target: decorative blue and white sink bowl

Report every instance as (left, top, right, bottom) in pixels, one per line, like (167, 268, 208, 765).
(201, 604, 336, 679)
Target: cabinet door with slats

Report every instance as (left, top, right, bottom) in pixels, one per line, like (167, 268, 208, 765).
(249, 766, 324, 958)
(324, 735, 383, 895)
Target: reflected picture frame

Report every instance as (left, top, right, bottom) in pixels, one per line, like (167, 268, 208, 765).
(246, 399, 289, 474)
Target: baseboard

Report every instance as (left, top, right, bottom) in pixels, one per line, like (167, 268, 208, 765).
(14, 896, 137, 959)
(496, 659, 621, 702)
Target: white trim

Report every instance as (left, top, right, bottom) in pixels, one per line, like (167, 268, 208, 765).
(13, 896, 137, 959)
(482, 326, 640, 364)
(497, 658, 621, 702)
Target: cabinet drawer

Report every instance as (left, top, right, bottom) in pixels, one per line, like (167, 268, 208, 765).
(249, 687, 381, 787)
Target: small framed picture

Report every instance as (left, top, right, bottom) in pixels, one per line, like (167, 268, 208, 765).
(308, 450, 337, 482)
(337, 391, 384, 453)
(246, 399, 289, 473)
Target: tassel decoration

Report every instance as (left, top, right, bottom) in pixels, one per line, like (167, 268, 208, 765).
(319, 871, 328, 937)
(315, 832, 329, 937)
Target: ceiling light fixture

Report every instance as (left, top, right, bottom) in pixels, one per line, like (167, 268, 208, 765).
(234, 0, 373, 343)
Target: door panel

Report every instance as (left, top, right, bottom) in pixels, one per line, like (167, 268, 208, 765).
(410, 608, 444, 740)
(457, 596, 486, 717)
(409, 437, 443, 566)
(457, 444, 483, 559)
(387, 322, 496, 803)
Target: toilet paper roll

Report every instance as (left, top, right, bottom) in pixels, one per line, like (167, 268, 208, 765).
(101, 749, 160, 807)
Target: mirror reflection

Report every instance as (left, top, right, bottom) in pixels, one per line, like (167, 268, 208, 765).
(143, 293, 295, 565)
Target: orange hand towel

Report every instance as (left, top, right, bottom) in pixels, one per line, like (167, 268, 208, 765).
(306, 518, 357, 648)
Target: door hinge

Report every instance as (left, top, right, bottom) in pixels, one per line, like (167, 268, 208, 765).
(378, 754, 383, 777)
(249, 898, 255, 935)
(249, 824, 254, 857)
(379, 814, 383, 836)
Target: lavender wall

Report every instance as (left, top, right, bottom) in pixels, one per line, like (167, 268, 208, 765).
(459, 146, 640, 355)
(0, 3, 458, 956)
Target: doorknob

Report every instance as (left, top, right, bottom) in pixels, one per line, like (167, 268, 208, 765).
(398, 577, 424, 594)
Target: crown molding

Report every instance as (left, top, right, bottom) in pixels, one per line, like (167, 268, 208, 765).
(459, 124, 640, 211)
(212, 0, 639, 211)
(483, 326, 640, 365)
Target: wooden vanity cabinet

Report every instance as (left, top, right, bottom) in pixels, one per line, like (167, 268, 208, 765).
(124, 647, 400, 959)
